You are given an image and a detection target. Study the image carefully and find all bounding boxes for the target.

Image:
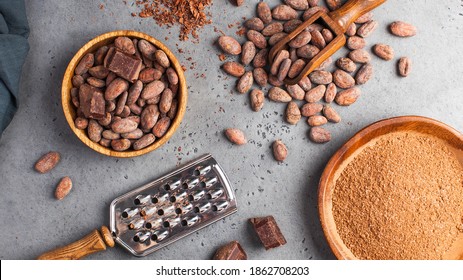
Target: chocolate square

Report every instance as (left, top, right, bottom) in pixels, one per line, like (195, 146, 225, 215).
(213, 241, 247, 260)
(249, 216, 287, 250)
(78, 83, 105, 119)
(104, 47, 142, 82)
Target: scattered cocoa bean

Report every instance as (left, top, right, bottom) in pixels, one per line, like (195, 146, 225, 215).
(253, 68, 268, 87)
(268, 32, 288, 46)
(236, 71, 253, 94)
(301, 103, 323, 117)
(253, 49, 268, 68)
(398, 57, 411, 77)
(348, 49, 371, 63)
(389, 21, 417, 37)
(333, 69, 355, 89)
(287, 59, 306, 79)
(257, 2, 272, 24)
(34, 151, 61, 174)
(262, 22, 284, 37)
(285, 101, 301, 125)
(270, 50, 290, 75)
(277, 58, 292, 81)
(373, 44, 394, 61)
(244, 17, 265, 31)
(310, 30, 326, 49)
(335, 87, 361, 106)
(268, 87, 292, 102)
(355, 63, 373, 85)
(309, 127, 331, 143)
(305, 85, 326, 103)
(347, 36, 366, 50)
(284, 0, 309, 10)
(272, 140, 288, 161)
(250, 89, 265, 112)
(355, 12, 373, 24)
(272, 5, 298, 21)
(286, 84, 305, 100)
(288, 30, 312, 48)
(222, 61, 245, 77)
(323, 105, 341, 123)
(55, 177, 72, 200)
(218, 36, 242, 55)
(307, 115, 328, 127)
(241, 41, 256, 66)
(296, 44, 320, 59)
(336, 57, 357, 73)
(246, 30, 267, 49)
(309, 70, 332, 85)
(225, 128, 247, 145)
(357, 20, 378, 38)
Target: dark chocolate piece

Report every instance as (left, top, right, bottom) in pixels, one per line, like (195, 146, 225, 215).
(104, 47, 142, 83)
(213, 241, 247, 260)
(249, 216, 287, 250)
(78, 83, 105, 119)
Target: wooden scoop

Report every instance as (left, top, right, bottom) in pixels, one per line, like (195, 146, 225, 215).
(268, 0, 386, 85)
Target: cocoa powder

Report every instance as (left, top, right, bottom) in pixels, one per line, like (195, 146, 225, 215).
(332, 131, 463, 259)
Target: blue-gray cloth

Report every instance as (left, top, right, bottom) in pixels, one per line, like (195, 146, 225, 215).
(0, 0, 29, 138)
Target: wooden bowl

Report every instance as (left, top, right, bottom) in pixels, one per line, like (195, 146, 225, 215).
(62, 30, 187, 157)
(318, 116, 463, 259)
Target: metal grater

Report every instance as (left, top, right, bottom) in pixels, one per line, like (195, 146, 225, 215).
(109, 154, 237, 257)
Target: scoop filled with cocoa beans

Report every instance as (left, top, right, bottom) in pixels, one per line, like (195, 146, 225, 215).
(62, 31, 186, 157)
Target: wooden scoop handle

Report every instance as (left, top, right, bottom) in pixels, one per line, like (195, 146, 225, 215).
(328, 0, 386, 32)
(37, 226, 115, 260)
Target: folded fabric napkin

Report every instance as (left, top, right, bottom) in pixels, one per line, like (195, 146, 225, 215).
(0, 0, 30, 138)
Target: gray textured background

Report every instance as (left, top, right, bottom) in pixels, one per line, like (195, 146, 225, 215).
(0, 0, 462, 260)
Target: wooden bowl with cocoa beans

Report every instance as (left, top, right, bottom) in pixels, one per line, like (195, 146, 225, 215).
(62, 30, 187, 157)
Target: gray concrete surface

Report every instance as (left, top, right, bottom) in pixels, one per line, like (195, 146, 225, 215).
(0, 0, 462, 260)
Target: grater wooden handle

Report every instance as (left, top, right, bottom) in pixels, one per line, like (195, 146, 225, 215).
(37, 226, 115, 260)
(328, 0, 386, 33)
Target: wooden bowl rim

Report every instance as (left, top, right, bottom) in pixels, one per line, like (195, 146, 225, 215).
(62, 30, 187, 158)
(318, 115, 463, 259)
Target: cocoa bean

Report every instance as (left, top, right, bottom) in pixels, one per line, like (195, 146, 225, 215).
(272, 140, 288, 162)
(105, 78, 129, 101)
(309, 127, 331, 143)
(272, 5, 298, 20)
(141, 80, 165, 99)
(236, 71, 253, 94)
(222, 61, 245, 77)
(305, 85, 326, 103)
(284, 0, 308, 10)
(115, 91, 128, 115)
(244, 17, 265, 31)
(307, 115, 327, 127)
(218, 36, 242, 55)
(324, 83, 337, 103)
(94, 46, 109, 66)
(346, 23, 357, 36)
(262, 22, 284, 37)
(302, 6, 328, 21)
(250, 89, 265, 112)
(348, 49, 371, 63)
(301, 103, 323, 117)
(336, 57, 357, 73)
(34, 151, 60, 174)
(323, 105, 341, 123)
(133, 133, 156, 150)
(121, 128, 144, 139)
(88, 65, 110, 79)
(310, 30, 326, 49)
(268, 87, 292, 102)
(75, 53, 94, 75)
(285, 101, 301, 125)
(138, 39, 157, 59)
(154, 50, 170, 68)
(298, 76, 312, 91)
(268, 32, 288, 46)
(102, 130, 121, 140)
(270, 50, 289, 75)
(357, 20, 378, 38)
(398, 57, 411, 77)
(296, 44, 320, 59)
(253, 49, 268, 68)
(241, 41, 256, 66)
(309, 70, 332, 85)
(389, 21, 417, 37)
(152, 116, 171, 137)
(335, 87, 361, 106)
(166, 67, 179, 85)
(225, 128, 247, 145)
(355, 63, 373, 85)
(355, 12, 373, 24)
(159, 88, 173, 114)
(277, 58, 292, 81)
(246, 30, 267, 49)
(74, 117, 89, 130)
(114, 37, 136, 55)
(253, 68, 268, 87)
(333, 69, 355, 89)
(55, 177, 72, 200)
(88, 120, 103, 142)
(126, 80, 143, 105)
(373, 44, 394, 61)
(111, 118, 138, 134)
(284, 19, 303, 33)
(286, 84, 305, 100)
(257, 2, 272, 24)
(326, 0, 343, 10)
(111, 139, 131, 151)
(288, 59, 306, 79)
(140, 105, 160, 131)
(347, 36, 366, 50)
(288, 31, 312, 48)
(139, 67, 162, 83)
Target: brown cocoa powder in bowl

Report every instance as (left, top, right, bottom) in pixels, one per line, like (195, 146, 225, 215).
(332, 131, 463, 260)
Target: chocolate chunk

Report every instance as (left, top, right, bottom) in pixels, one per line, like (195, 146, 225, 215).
(249, 216, 287, 250)
(104, 47, 142, 83)
(213, 241, 247, 260)
(78, 83, 105, 119)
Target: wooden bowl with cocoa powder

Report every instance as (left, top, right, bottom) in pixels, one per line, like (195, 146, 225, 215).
(62, 30, 187, 157)
(319, 116, 463, 260)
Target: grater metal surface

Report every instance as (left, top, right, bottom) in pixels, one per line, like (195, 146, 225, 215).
(109, 154, 237, 257)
